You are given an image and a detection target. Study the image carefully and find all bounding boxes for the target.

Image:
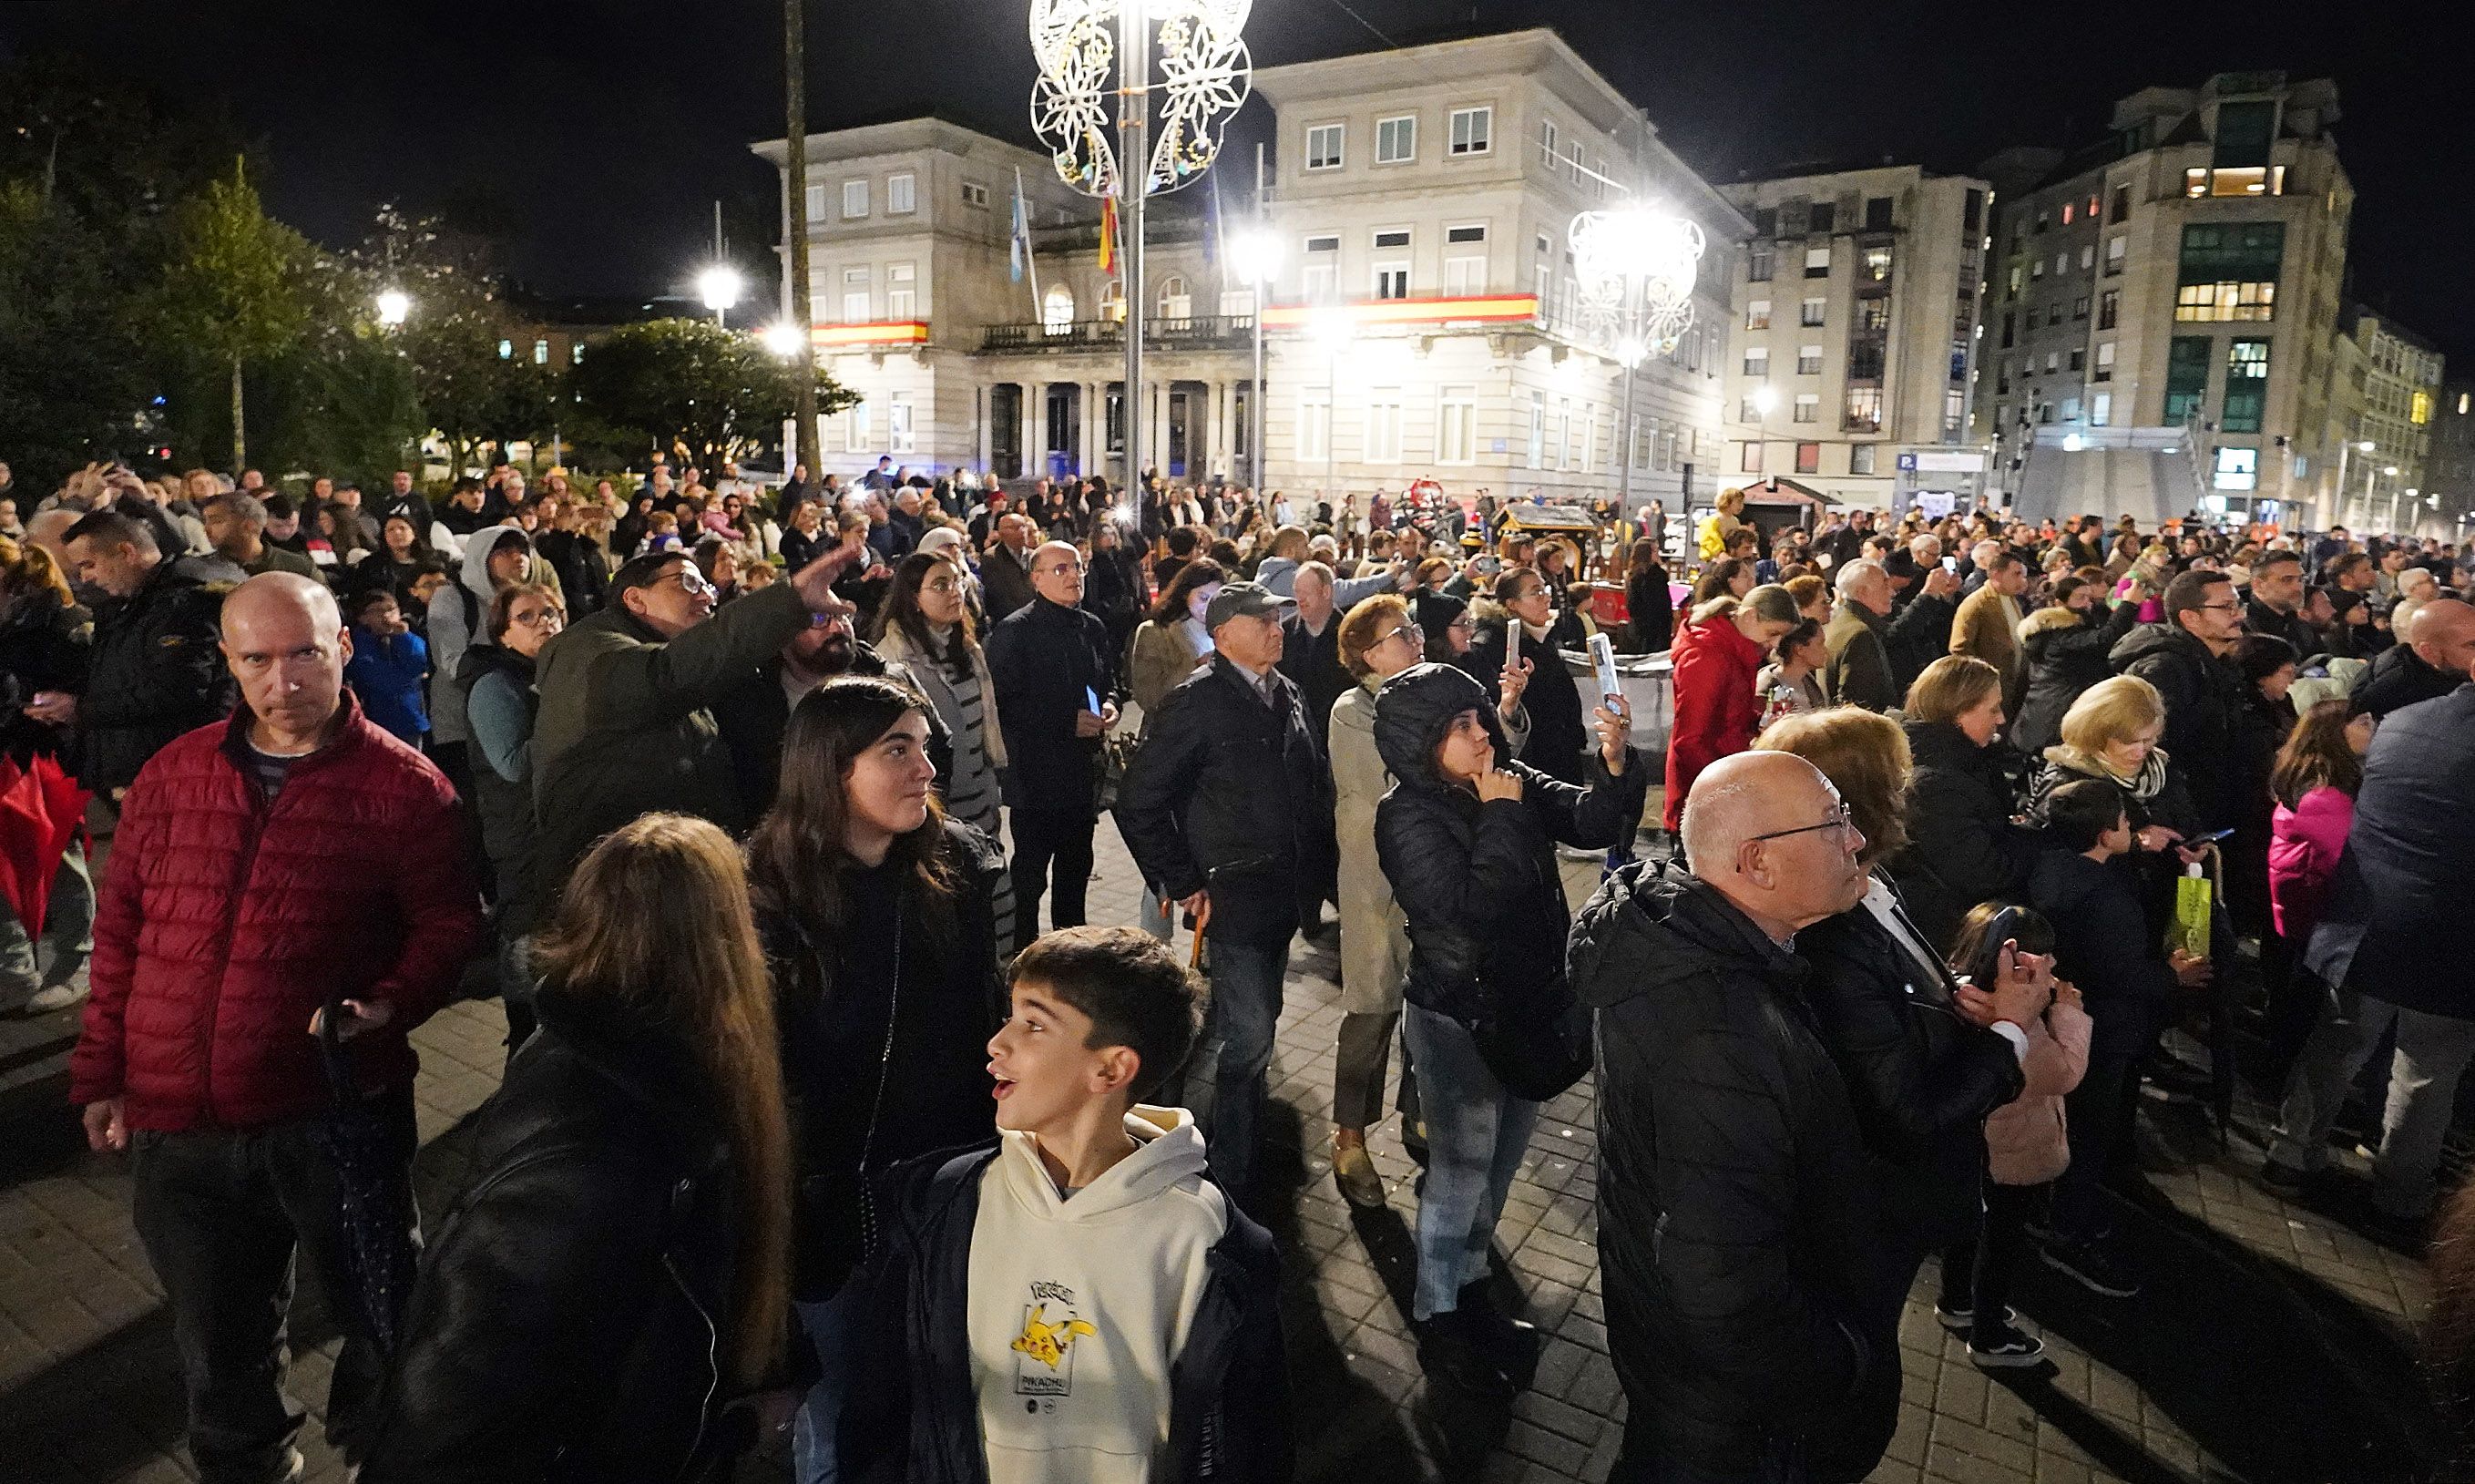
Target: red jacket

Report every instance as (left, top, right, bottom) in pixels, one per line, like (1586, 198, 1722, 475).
(70, 693, 481, 1131)
(1662, 613, 1766, 831)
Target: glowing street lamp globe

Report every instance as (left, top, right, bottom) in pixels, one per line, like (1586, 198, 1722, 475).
(1227, 226, 1282, 288)
(762, 322, 806, 358)
(374, 290, 411, 328)
(697, 265, 745, 315)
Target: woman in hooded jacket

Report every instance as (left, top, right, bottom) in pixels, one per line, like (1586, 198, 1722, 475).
(1372, 661, 1643, 1397)
(1661, 585, 1801, 836)
(2010, 573, 2145, 758)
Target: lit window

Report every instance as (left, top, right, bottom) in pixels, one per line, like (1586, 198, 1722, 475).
(1795, 441, 1820, 474)
(888, 173, 915, 214)
(2061, 202, 2076, 226)
(2184, 168, 2210, 199)
(1844, 387, 1882, 431)
(1448, 107, 1491, 156)
(2214, 446, 2258, 490)
(2223, 339, 2270, 433)
(1306, 123, 1344, 170)
(1744, 346, 1770, 376)
(2411, 390, 2434, 425)
(2091, 393, 2112, 425)
(571, 343, 584, 365)
(1376, 115, 1416, 164)
(2174, 281, 2277, 322)
(1804, 245, 1831, 278)
(1850, 444, 1877, 475)
(533, 339, 549, 364)
(1862, 247, 1891, 281)
(1745, 300, 1772, 330)
(497, 339, 512, 359)
(843, 179, 868, 218)
(804, 183, 828, 223)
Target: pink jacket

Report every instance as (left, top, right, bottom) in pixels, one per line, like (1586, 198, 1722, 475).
(2268, 786, 2354, 943)
(1982, 998, 2091, 1187)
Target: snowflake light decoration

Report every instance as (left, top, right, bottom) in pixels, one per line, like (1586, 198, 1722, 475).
(1029, 0, 1252, 200)
(1567, 207, 1707, 359)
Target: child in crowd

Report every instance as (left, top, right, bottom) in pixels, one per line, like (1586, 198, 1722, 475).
(2027, 779, 2209, 1300)
(342, 588, 431, 750)
(1938, 902, 2089, 1369)
(851, 926, 1289, 1482)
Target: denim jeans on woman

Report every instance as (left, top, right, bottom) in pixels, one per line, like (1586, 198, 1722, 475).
(1401, 1002, 1540, 1321)
(791, 1282, 870, 1484)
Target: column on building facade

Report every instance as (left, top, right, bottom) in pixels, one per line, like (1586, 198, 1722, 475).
(1199, 379, 1222, 484)
(1083, 381, 1104, 482)
(1024, 380, 1047, 484)
(1151, 383, 1172, 484)
(977, 384, 994, 474)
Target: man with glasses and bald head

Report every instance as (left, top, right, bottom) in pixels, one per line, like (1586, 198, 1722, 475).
(987, 540, 1120, 949)
(1570, 751, 1902, 1483)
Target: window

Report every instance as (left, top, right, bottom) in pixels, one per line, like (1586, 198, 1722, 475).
(962, 180, 990, 209)
(1800, 297, 1826, 327)
(1793, 441, 1820, 474)
(1742, 442, 1764, 473)
(849, 398, 870, 449)
(1527, 391, 1545, 467)
(1437, 386, 1477, 464)
(1581, 406, 1598, 473)
(1538, 117, 1559, 170)
(1850, 444, 1877, 476)
(2087, 193, 2101, 219)
(804, 183, 828, 223)
(1564, 141, 1584, 185)
(1156, 273, 1189, 317)
(2098, 289, 2120, 330)
(1797, 344, 1823, 375)
(2061, 201, 2076, 226)
(2079, 244, 2094, 271)
(2164, 335, 2213, 423)
(526, 338, 545, 364)
(496, 337, 512, 359)
(571, 343, 584, 365)
(1218, 287, 1253, 316)
(1299, 388, 1330, 462)
(888, 395, 915, 453)
(1746, 299, 1772, 330)
(2094, 341, 2116, 382)
(1844, 386, 1882, 432)
(1805, 245, 1831, 278)
(1446, 224, 1486, 245)
(2110, 184, 2131, 221)
(1865, 196, 1894, 231)
(1753, 207, 1779, 238)
(2072, 294, 2090, 321)
(1372, 228, 1410, 250)
(2223, 339, 2271, 433)
(1302, 233, 1338, 302)
(2176, 281, 2277, 322)
(2175, 221, 2284, 321)
(1305, 123, 1344, 170)
(2091, 393, 2112, 426)
(841, 266, 870, 322)
(2103, 236, 2126, 276)
(2068, 349, 2085, 372)
(842, 179, 869, 218)
(887, 172, 915, 214)
(2031, 257, 2045, 281)
(1365, 389, 1402, 462)
(1737, 396, 1761, 424)
(1793, 393, 1819, 424)
(1858, 300, 1888, 332)
(1861, 246, 1892, 282)
(2048, 305, 2064, 328)
(1373, 263, 1409, 300)
(2046, 352, 2061, 372)
(2214, 445, 2259, 491)
(1809, 201, 1836, 235)
(1042, 284, 1075, 331)
(1557, 399, 1573, 469)
(1376, 115, 1416, 164)
(1449, 106, 1491, 156)
(886, 261, 916, 319)
(1443, 256, 1487, 295)
(1748, 243, 1774, 281)
(1744, 346, 1770, 376)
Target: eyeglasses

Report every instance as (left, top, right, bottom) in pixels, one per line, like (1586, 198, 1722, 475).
(2196, 601, 2244, 614)
(1447, 617, 1475, 633)
(1037, 560, 1086, 577)
(1745, 803, 1859, 846)
(509, 609, 562, 629)
(1374, 622, 1423, 649)
(922, 575, 961, 594)
(660, 568, 716, 596)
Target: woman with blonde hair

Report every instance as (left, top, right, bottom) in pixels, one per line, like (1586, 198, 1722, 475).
(362, 814, 793, 1483)
(0, 535, 91, 1015)
(1696, 486, 1745, 561)
(2026, 673, 2202, 855)
(1895, 655, 2040, 949)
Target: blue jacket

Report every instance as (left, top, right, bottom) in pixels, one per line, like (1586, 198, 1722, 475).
(2307, 683, 2475, 1012)
(843, 1140, 1291, 1484)
(346, 626, 431, 745)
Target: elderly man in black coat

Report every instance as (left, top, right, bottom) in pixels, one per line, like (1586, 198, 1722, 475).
(986, 541, 1117, 948)
(2265, 649, 2475, 1224)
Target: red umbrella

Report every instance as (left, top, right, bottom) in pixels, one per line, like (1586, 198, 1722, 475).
(0, 755, 91, 938)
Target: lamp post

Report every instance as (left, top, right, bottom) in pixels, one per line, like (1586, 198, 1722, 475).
(1569, 204, 1705, 517)
(1030, 0, 1252, 492)
(698, 265, 744, 330)
(1228, 222, 1282, 491)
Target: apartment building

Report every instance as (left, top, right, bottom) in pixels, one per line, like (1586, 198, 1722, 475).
(1974, 73, 2353, 523)
(1718, 165, 1991, 509)
(752, 29, 1744, 507)
(2323, 305, 2445, 532)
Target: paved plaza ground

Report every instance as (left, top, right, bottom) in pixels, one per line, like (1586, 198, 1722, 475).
(0, 818, 2453, 1483)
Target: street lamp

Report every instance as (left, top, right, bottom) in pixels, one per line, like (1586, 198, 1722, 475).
(762, 322, 806, 358)
(374, 290, 410, 329)
(697, 264, 744, 329)
(1569, 204, 1706, 513)
(1228, 226, 1282, 490)
(1029, 0, 1252, 490)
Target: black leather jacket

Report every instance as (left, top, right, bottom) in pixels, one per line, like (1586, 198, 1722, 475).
(360, 989, 754, 1484)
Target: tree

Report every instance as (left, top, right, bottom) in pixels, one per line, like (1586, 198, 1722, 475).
(0, 181, 156, 488)
(571, 318, 853, 476)
(149, 159, 308, 474)
(782, 0, 822, 471)
(352, 206, 557, 476)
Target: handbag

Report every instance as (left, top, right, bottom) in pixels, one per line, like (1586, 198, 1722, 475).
(1093, 726, 1140, 814)
(1469, 983, 1595, 1101)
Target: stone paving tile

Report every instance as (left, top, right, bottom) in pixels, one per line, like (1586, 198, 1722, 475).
(0, 830, 2453, 1482)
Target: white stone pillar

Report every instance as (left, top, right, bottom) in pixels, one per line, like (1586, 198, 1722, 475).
(977, 384, 993, 472)
(1024, 380, 1047, 483)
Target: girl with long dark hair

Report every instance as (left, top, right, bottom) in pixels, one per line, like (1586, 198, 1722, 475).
(745, 678, 1006, 1484)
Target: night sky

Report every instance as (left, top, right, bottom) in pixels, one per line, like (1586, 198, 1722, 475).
(3, 0, 2461, 357)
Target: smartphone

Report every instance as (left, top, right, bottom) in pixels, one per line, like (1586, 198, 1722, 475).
(1084, 685, 1102, 716)
(1962, 906, 2026, 991)
(1504, 619, 1519, 669)
(1590, 632, 1622, 704)
(1940, 556, 1959, 574)
(2195, 826, 2236, 844)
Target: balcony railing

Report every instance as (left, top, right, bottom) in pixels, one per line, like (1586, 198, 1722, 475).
(980, 314, 1256, 353)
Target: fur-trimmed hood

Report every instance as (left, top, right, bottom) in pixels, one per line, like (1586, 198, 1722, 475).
(2017, 602, 2090, 642)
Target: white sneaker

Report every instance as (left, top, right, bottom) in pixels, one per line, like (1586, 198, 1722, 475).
(25, 984, 86, 1014)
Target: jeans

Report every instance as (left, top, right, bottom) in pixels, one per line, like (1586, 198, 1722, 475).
(1184, 936, 1291, 1197)
(2271, 986, 2475, 1218)
(1009, 808, 1095, 952)
(1401, 1003, 1540, 1321)
(1332, 1009, 1400, 1133)
(1938, 1180, 2045, 1343)
(791, 1284, 869, 1484)
(0, 835, 92, 1006)
(130, 1089, 415, 1484)
(2050, 1048, 2143, 1243)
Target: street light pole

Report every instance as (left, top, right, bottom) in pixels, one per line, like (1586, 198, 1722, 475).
(1251, 141, 1268, 493)
(782, 0, 821, 477)
(1119, 0, 1147, 494)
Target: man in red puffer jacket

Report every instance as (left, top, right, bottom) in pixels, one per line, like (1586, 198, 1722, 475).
(69, 572, 480, 1484)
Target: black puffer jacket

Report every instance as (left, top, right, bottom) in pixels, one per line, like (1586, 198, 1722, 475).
(1372, 662, 1641, 1025)
(1116, 655, 1333, 946)
(1891, 720, 2040, 952)
(2110, 622, 2245, 831)
(1462, 611, 1588, 783)
(361, 988, 754, 1484)
(1570, 866, 1894, 1482)
(1792, 888, 2024, 1262)
(2010, 600, 2140, 758)
(79, 558, 231, 790)
(2348, 640, 2460, 721)
(0, 588, 88, 765)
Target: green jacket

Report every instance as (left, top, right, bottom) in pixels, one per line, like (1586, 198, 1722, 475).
(1824, 602, 1897, 712)
(530, 582, 811, 901)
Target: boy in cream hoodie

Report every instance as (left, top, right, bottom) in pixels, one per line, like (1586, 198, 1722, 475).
(848, 926, 1290, 1483)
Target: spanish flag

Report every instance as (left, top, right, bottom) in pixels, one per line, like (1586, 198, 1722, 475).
(1099, 195, 1120, 277)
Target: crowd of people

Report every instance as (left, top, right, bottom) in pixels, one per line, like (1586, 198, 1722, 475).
(8, 439, 2475, 1483)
